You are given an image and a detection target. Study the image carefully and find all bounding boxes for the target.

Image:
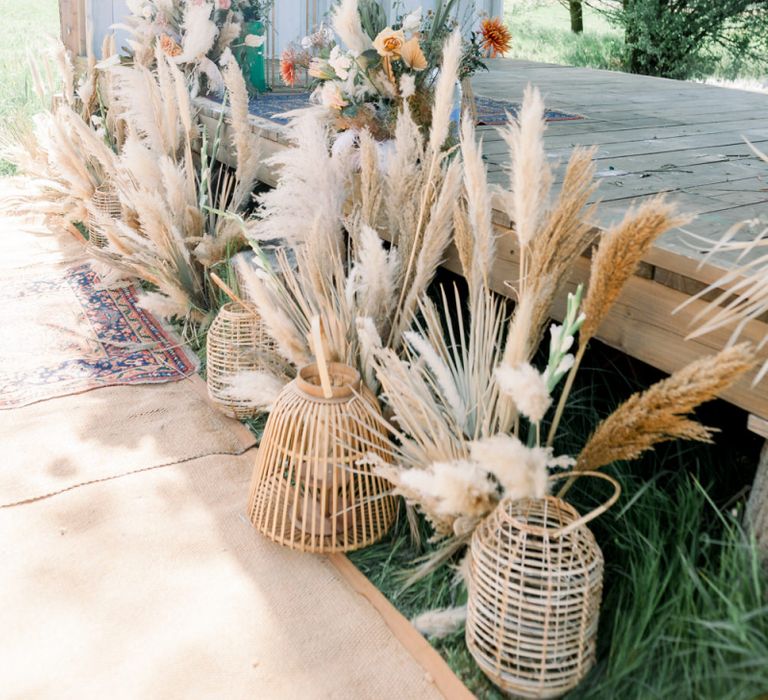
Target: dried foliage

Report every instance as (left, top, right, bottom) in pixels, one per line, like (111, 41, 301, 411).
(236, 31, 465, 392)
(577, 344, 755, 471)
(360, 87, 752, 579)
(678, 143, 768, 383)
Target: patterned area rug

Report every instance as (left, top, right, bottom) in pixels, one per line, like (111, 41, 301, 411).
(0, 263, 198, 409)
(218, 90, 583, 126)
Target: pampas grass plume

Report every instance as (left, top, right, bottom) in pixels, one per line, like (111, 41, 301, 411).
(581, 196, 688, 343)
(411, 606, 467, 639)
(577, 343, 755, 471)
(331, 0, 373, 55)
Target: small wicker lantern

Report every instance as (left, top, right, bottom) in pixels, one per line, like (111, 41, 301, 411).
(88, 182, 121, 249)
(206, 302, 276, 420)
(466, 472, 620, 699)
(247, 361, 396, 553)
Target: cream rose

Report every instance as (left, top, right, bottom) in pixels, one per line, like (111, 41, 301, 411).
(373, 27, 406, 58)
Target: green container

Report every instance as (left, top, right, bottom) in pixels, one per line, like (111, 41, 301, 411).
(238, 20, 268, 94)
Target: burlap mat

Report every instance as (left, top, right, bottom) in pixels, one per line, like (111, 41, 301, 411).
(0, 379, 256, 508)
(0, 451, 443, 699)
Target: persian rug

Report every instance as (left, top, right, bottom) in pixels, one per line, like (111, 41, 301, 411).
(474, 94, 584, 125)
(208, 90, 583, 126)
(0, 262, 198, 409)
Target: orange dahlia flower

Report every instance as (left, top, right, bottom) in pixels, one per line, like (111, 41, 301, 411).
(280, 49, 298, 87)
(480, 17, 512, 58)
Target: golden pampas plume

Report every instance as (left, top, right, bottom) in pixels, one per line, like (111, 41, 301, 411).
(480, 17, 512, 58)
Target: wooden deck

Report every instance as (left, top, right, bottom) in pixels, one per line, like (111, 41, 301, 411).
(198, 59, 768, 425)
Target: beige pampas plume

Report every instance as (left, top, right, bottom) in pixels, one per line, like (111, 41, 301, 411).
(175, 1, 219, 64)
(576, 343, 755, 472)
(502, 145, 597, 372)
(411, 606, 467, 639)
(459, 115, 495, 293)
(331, 0, 373, 55)
(429, 30, 462, 152)
(222, 370, 286, 412)
(501, 84, 552, 249)
(581, 196, 687, 344)
(223, 61, 261, 209)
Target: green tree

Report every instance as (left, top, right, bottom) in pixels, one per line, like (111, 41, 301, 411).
(594, 0, 768, 78)
(569, 0, 584, 33)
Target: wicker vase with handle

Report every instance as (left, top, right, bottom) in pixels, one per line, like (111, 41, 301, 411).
(88, 182, 121, 249)
(466, 471, 621, 699)
(247, 359, 396, 553)
(206, 301, 276, 420)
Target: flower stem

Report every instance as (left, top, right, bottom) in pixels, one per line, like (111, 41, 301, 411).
(546, 341, 587, 449)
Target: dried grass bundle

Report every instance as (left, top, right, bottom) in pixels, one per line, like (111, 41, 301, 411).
(676, 144, 768, 383)
(235, 32, 465, 398)
(577, 344, 754, 471)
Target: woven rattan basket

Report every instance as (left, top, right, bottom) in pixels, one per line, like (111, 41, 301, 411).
(88, 182, 121, 249)
(206, 302, 276, 420)
(247, 361, 396, 553)
(466, 472, 620, 699)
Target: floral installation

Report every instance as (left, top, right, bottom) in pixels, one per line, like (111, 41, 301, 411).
(226, 31, 467, 411)
(122, 0, 272, 95)
(354, 87, 754, 587)
(278, 0, 487, 139)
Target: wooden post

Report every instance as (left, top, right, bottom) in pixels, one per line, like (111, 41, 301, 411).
(747, 415, 768, 567)
(59, 0, 86, 57)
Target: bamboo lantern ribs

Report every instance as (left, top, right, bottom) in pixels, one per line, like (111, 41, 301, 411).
(247, 361, 396, 553)
(466, 472, 620, 699)
(88, 182, 121, 249)
(206, 301, 277, 420)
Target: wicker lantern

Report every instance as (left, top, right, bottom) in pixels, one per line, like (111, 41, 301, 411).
(247, 361, 396, 553)
(206, 302, 276, 420)
(466, 472, 620, 699)
(88, 182, 121, 249)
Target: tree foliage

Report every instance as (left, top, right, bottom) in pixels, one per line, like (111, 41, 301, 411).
(590, 0, 768, 78)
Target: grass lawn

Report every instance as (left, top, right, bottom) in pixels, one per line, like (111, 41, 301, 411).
(504, 1, 625, 71)
(0, 0, 61, 175)
(503, 0, 768, 82)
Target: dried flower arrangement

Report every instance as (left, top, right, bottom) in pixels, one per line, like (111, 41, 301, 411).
(278, 0, 486, 139)
(121, 0, 271, 95)
(1, 37, 122, 230)
(84, 52, 263, 327)
(5, 36, 265, 333)
(230, 31, 467, 409)
(355, 86, 755, 585)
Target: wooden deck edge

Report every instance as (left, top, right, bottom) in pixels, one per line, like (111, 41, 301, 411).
(327, 553, 476, 700)
(200, 97, 752, 294)
(749, 414, 768, 440)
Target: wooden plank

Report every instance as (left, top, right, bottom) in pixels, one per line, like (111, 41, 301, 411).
(327, 554, 475, 700)
(748, 414, 768, 439)
(59, 0, 86, 57)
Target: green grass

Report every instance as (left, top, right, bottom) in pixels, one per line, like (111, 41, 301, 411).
(349, 337, 768, 699)
(503, 0, 768, 81)
(0, 0, 60, 175)
(504, 2, 625, 72)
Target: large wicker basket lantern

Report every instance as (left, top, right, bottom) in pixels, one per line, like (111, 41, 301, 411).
(88, 182, 121, 249)
(247, 361, 396, 553)
(206, 302, 276, 420)
(466, 472, 620, 699)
